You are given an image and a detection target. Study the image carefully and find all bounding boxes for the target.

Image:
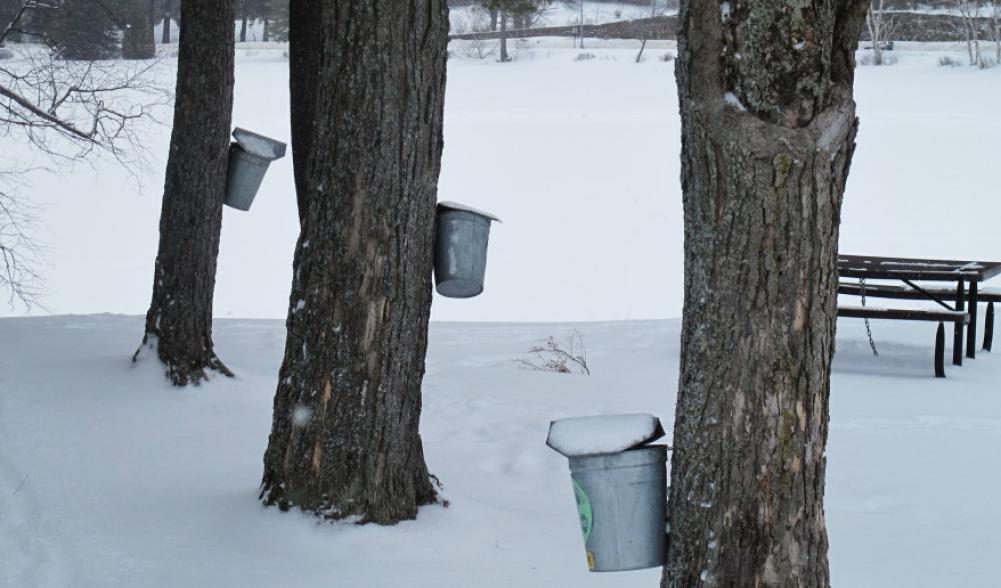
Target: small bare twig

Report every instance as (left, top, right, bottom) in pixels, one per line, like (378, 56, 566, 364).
(12, 473, 28, 496)
(517, 330, 591, 375)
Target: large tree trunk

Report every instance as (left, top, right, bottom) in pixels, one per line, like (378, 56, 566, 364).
(663, 2, 868, 586)
(136, 0, 235, 386)
(239, 13, 248, 42)
(121, 0, 155, 59)
(259, 0, 448, 525)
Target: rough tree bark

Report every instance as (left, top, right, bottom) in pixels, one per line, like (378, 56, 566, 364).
(663, 1, 868, 586)
(259, 0, 449, 524)
(136, 0, 235, 386)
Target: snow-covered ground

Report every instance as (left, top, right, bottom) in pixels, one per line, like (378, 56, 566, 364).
(5, 41, 1001, 323)
(1, 314, 999, 587)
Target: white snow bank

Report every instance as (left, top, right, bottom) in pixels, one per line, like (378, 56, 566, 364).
(546, 413, 665, 457)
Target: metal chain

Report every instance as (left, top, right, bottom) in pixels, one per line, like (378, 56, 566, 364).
(859, 277, 879, 357)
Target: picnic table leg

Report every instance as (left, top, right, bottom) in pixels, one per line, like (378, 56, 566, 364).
(935, 322, 946, 378)
(985, 302, 994, 352)
(953, 279, 965, 366)
(967, 279, 978, 360)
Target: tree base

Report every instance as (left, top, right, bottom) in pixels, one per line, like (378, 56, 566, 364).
(133, 335, 234, 387)
(259, 473, 440, 525)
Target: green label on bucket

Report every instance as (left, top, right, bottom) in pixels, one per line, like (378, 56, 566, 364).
(572, 478, 593, 543)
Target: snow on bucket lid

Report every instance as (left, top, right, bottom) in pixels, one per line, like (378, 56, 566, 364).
(232, 127, 287, 160)
(546, 413, 666, 457)
(438, 201, 502, 223)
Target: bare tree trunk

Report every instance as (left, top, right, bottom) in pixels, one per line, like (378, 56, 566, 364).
(239, 13, 248, 42)
(867, 0, 885, 65)
(490, 7, 498, 31)
(957, 0, 982, 64)
(499, 8, 509, 61)
(993, 0, 1000, 61)
(259, 0, 448, 525)
(136, 0, 236, 386)
(161, 1, 171, 44)
(663, 1, 868, 586)
(262, 14, 269, 42)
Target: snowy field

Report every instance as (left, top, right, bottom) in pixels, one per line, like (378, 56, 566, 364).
(3, 39, 1001, 587)
(5, 41, 1001, 323)
(2, 315, 1000, 587)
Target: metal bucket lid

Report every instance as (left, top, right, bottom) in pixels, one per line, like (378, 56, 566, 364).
(438, 201, 502, 223)
(232, 127, 287, 161)
(546, 413, 666, 458)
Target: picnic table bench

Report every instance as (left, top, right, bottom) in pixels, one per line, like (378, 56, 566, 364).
(837, 255, 1001, 377)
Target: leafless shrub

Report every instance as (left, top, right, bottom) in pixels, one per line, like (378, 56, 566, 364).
(938, 55, 963, 66)
(978, 57, 997, 67)
(660, 52, 675, 62)
(574, 52, 596, 61)
(518, 331, 591, 375)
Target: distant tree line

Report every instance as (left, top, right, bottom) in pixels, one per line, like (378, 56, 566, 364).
(0, 0, 290, 62)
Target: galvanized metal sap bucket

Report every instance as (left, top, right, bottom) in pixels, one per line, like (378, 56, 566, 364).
(433, 201, 500, 298)
(547, 414, 669, 573)
(224, 127, 287, 211)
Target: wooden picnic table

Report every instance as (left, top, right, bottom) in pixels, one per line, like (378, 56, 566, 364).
(838, 255, 1001, 364)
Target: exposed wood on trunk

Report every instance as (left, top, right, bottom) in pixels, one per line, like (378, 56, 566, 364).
(136, 0, 236, 386)
(663, 1, 868, 586)
(260, 0, 448, 525)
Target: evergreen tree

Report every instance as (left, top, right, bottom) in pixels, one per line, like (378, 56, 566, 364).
(1, 0, 21, 42)
(266, 0, 288, 42)
(45, 0, 119, 60)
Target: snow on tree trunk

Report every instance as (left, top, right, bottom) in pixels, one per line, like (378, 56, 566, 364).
(663, 1, 868, 586)
(137, 0, 235, 386)
(259, 0, 448, 525)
